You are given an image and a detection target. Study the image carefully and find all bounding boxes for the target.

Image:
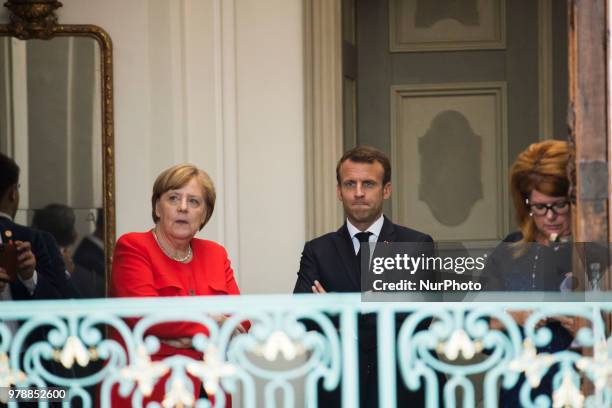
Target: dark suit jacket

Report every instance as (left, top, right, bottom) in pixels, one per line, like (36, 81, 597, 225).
(293, 216, 439, 407)
(294, 216, 434, 295)
(294, 216, 436, 350)
(0, 216, 78, 300)
(72, 235, 105, 298)
(73, 235, 105, 277)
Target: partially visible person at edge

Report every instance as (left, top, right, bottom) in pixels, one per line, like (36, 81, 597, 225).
(481, 140, 576, 408)
(0, 153, 78, 301)
(110, 164, 249, 407)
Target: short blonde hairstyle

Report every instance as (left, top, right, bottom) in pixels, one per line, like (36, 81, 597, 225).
(510, 140, 570, 244)
(151, 164, 216, 230)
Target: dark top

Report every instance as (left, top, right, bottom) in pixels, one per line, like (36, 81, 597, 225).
(482, 231, 571, 291)
(73, 235, 105, 277)
(481, 231, 573, 351)
(293, 217, 442, 408)
(294, 216, 435, 294)
(72, 235, 106, 298)
(0, 216, 79, 300)
(294, 216, 437, 350)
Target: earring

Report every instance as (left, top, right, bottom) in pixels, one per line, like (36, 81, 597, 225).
(525, 198, 532, 217)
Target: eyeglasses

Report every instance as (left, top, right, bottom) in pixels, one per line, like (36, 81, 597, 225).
(526, 199, 571, 216)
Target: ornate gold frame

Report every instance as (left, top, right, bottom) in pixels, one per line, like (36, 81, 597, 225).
(0, 0, 115, 294)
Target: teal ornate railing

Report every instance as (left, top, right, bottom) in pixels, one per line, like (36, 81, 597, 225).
(0, 293, 610, 407)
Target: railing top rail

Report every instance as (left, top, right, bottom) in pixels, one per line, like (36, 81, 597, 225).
(1, 292, 611, 317)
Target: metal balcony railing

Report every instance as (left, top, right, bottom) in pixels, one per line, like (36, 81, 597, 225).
(0, 293, 610, 407)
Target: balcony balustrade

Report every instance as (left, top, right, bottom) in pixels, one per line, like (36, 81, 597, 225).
(0, 293, 610, 407)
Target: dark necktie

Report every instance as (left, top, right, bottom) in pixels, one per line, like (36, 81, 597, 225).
(355, 232, 372, 287)
(355, 231, 373, 265)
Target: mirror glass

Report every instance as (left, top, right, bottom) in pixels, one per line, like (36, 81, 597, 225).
(0, 36, 106, 298)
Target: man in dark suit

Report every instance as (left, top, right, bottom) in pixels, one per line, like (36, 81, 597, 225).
(294, 146, 439, 407)
(0, 153, 77, 301)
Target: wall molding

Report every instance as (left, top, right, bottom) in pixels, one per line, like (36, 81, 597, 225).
(390, 82, 509, 242)
(214, 0, 241, 277)
(66, 37, 75, 204)
(171, 0, 188, 161)
(304, 0, 344, 239)
(10, 38, 28, 212)
(389, 0, 507, 52)
(0, 41, 9, 155)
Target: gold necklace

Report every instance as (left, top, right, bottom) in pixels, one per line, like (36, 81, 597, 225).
(152, 228, 192, 263)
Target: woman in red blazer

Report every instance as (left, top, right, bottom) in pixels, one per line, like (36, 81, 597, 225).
(110, 164, 248, 407)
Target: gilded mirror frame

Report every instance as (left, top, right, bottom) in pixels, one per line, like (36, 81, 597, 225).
(0, 0, 115, 294)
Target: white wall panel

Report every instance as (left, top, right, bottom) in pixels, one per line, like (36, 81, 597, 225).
(235, 0, 305, 294)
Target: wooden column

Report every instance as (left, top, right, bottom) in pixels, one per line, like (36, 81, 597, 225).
(568, 2, 610, 399)
(568, 0, 610, 292)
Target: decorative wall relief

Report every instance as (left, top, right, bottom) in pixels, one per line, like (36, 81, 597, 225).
(391, 82, 508, 241)
(390, 0, 506, 52)
(418, 110, 483, 226)
(415, 0, 480, 28)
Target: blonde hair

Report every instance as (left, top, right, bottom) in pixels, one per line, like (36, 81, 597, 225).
(151, 164, 216, 230)
(510, 140, 570, 244)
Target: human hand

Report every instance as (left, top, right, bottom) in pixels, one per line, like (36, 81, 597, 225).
(15, 241, 35, 280)
(234, 322, 247, 336)
(160, 337, 193, 349)
(311, 280, 327, 294)
(0, 267, 9, 291)
(509, 310, 547, 328)
(549, 316, 577, 335)
(534, 317, 549, 329)
(213, 314, 247, 338)
(508, 310, 529, 326)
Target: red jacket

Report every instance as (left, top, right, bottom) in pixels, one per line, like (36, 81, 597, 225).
(109, 231, 246, 406)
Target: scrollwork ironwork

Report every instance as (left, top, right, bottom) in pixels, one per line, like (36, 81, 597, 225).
(0, 295, 610, 407)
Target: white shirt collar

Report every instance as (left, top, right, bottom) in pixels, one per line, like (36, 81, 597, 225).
(346, 214, 384, 239)
(346, 215, 385, 254)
